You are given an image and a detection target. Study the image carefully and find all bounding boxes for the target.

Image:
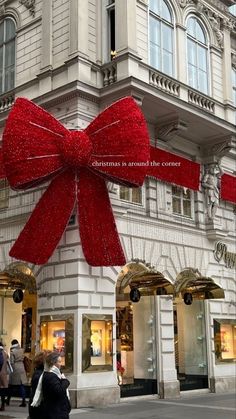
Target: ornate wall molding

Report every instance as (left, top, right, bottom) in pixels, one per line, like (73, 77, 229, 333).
(0, 4, 5, 18)
(19, 0, 35, 17)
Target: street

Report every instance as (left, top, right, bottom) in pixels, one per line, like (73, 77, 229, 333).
(0, 391, 235, 419)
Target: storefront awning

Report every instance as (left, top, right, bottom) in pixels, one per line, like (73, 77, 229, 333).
(175, 268, 225, 300)
(117, 261, 174, 300)
(0, 262, 36, 295)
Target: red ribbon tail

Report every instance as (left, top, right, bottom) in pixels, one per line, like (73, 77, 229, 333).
(77, 169, 126, 267)
(10, 171, 76, 265)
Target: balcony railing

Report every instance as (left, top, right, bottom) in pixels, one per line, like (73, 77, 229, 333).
(149, 70, 180, 97)
(188, 89, 215, 113)
(0, 92, 15, 113)
(101, 62, 117, 87)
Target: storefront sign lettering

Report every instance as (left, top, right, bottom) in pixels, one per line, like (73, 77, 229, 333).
(214, 241, 236, 269)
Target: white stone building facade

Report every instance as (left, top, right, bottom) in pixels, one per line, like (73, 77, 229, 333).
(0, 0, 235, 407)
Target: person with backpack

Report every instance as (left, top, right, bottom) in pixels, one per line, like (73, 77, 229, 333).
(0, 342, 10, 411)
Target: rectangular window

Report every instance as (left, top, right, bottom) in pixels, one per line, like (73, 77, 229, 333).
(214, 319, 236, 363)
(120, 186, 142, 205)
(172, 186, 192, 217)
(82, 314, 113, 372)
(107, 0, 115, 60)
(40, 315, 74, 372)
(0, 179, 9, 209)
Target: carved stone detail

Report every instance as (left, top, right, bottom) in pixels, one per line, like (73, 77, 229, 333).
(202, 162, 223, 220)
(204, 8, 224, 49)
(19, 0, 35, 17)
(156, 118, 188, 141)
(179, 0, 196, 8)
(202, 136, 236, 161)
(0, 5, 5, 18)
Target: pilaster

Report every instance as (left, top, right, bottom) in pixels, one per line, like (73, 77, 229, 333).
(40, 0, 53, 72)
(115, 0, 138, 55)
(69, 0, 89, 58)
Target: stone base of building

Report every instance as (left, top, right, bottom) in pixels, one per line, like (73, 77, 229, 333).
(158, 380, 180, 399)
(210, 377, 236, 393)
(70, 386, 121, 408)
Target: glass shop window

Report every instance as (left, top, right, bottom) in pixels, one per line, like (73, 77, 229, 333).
(82, 314, 113, 372)
(214, 319, 236, 363)
(40, 315, 74, 372)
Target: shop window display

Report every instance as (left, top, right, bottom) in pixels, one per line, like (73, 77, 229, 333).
(40, 315, 74, 372)
(214, 319, 236, 362)
(82, 314, 113, 372)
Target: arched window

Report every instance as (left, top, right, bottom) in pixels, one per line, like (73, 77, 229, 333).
(187, 17, 209, 94)
(0, 18, 16, 95)
(149, 0, 174, 76)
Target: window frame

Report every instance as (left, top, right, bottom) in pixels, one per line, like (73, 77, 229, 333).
(0, 179, 10, 209)
(171, 185, 194, 219)
(0, 17, 16, 95)
(119, 185, 144, 206)
(148, 0, 175, 77)
(186, 15, 210, 95)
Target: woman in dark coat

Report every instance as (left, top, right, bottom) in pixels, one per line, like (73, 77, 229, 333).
(28, 352, 46, 419)
(31, 352, 70, 419)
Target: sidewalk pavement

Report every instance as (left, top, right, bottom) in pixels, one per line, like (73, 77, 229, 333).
(0, 391, 235, 419)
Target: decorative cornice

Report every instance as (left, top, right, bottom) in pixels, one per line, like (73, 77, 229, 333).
(19, 0, 35, 17)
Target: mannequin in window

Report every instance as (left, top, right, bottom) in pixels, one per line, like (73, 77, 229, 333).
(202, 163, 223, 220)
(91, 331, 102, 356)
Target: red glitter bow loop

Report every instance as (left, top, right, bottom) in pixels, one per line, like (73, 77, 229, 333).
(2, 97, 150, 266)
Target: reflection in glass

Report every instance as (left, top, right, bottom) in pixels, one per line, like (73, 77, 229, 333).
(214, 319, 236, 362)
(40, 315, 74, 372)
(82, 314, 113, 372)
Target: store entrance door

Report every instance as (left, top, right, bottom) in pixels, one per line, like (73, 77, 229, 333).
(116, 296, 157, 398)
(174, 300, 208, 391)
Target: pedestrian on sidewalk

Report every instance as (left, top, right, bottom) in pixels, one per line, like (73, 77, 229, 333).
(0, 342, 10, 411)
(7, 339, 28, 407)
(28, 351, 46, 419)
(31, 351, 71, 419)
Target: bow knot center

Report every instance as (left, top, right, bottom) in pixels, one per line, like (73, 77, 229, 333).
(60, 131, 92, 167)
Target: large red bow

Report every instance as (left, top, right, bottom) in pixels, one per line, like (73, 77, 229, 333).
(2, 97, 150, 266)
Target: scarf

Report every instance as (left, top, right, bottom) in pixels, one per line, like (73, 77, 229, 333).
(31, 365, 70, 407)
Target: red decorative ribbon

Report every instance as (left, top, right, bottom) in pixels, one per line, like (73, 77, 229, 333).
(221, 173, 236, 203)
(1, 97, 234, 267)
(1, 97, 150, 266)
